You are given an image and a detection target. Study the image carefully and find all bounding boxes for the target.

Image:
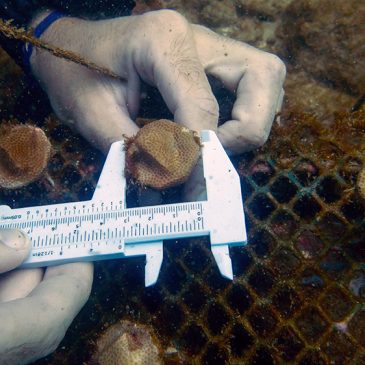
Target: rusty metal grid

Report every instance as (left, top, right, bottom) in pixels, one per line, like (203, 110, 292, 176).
(1, 113, 364, 364)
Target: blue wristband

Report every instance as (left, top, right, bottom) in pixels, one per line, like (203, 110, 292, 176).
(23, 11, 67, 72)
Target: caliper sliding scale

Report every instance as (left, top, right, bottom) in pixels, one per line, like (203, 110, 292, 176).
(0, 130, 247, 286)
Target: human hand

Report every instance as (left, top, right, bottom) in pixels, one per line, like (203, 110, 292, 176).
(29, 9, 285, 154)
(191, 24, 286, 155)
(186, 23, 286, 199)
(29, 9, 285, 200)
(0, 229, 93, 365)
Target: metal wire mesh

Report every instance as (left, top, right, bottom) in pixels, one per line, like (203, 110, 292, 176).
(1, 110, 363, 364)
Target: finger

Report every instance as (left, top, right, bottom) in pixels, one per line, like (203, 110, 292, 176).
(192, 25, 286, 154)
(0, 229, 30, 274)
(68, 78, 140, 154)
(0, 268, 43, 302)
(0, 263, 93, 364)
(134, 11, 219, 132)
(218, 76, 284, 154)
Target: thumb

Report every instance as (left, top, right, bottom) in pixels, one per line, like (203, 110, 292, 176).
(0, 229, 31, 274)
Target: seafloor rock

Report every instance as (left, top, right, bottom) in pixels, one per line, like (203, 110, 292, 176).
(0, 122, 51, 188)
(235, 0, 294, 20)
(90, 320, 162, 365)
(279, 0, 365, 95)
(125, 119, 200, 190)
(283, 70, 357, 119)
(163, 0, 277, 50)
(200, 0, 238, 27)
(160, 0, 208, 23)
(132, 0, 164, 14)
(160, 0, 282, 52)
(0, 47, 25, 118)
(0, 48, 22, 81)
(358, 168, 365, 201)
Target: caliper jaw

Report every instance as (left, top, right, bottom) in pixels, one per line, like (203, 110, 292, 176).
(211, 245, 234, 280)
(200, 130, 247, 280)
(124, 242, 163, 287)
(92, 130, 247, 286)
(91, 140, 164, 286)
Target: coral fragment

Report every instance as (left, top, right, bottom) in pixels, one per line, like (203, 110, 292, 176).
(0, 122, 51, 188)
(90, 320, 162, 365)
(125, 119, 200, 190)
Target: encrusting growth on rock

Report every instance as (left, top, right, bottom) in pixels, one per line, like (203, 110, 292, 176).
(358, 167, 365, 200)
(0, 122, 51, 188)
(125, 119, 201, 190)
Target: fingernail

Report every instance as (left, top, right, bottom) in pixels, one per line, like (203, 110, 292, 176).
(0, 229, 29, 251)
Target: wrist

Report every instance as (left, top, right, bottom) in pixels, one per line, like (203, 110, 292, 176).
(24, 10, 71, 73)
(29, 9, 53, 29)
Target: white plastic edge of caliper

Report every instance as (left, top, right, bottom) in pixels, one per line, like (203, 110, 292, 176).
(201, 130, 247, 279)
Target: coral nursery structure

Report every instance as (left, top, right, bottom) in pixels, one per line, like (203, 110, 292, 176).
(1, 1, 364, 364)
(20, 110, 362, 365)
(0, 62, 363, 365)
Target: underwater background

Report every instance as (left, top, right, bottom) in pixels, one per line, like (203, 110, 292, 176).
(0, 0, 364, 364)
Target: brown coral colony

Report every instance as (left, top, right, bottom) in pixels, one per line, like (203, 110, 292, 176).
(0, 122, 51, 188)
(125, 119, 201, 190)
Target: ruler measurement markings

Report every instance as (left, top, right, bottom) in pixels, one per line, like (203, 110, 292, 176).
(2, 202, 210, 262)
(1, 133, 244, 282)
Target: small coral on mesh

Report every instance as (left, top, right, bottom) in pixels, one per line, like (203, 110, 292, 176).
(125, 119, 201, 190)
(90, 320, 162, 365)
(0, 121, 51, 188)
